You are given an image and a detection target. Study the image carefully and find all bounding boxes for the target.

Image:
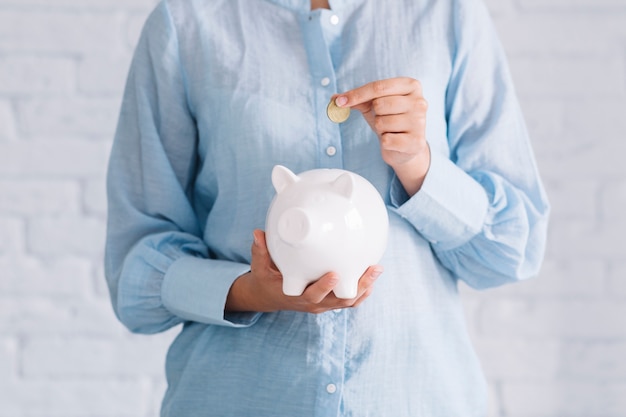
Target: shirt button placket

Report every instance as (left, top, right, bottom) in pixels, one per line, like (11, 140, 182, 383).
(305, 9, 342, 170)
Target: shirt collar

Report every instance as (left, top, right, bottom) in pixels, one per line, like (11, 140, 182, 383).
(264, 0, 358, 13)
(265, 0, 308, 12)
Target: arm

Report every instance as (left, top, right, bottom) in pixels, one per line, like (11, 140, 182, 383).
(336, 0, 549, 289)
(105, 2, 254, 334)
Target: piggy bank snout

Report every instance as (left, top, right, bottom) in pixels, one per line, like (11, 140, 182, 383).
(277, 207, 312, 246)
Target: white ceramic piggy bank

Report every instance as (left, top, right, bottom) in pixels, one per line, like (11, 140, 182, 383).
(265, 165, 389, 299)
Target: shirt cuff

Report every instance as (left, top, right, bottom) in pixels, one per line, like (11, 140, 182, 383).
(161, 256, 261, 327)
(390, 151, 489, 250)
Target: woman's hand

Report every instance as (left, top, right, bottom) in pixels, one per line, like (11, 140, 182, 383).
(335, 77, 431, 196)
(226, 230, 383, 314)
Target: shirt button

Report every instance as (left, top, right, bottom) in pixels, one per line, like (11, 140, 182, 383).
(326, 383, 337, 394)
(330, 15, 339, 25)
(320, 77, 330, 87)
(326, 146, 337, 156)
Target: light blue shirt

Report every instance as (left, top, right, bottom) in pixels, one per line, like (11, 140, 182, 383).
(105, 0, 550, 415)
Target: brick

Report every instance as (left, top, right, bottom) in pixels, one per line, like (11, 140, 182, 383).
(562, 98, 626, 155)
(126, 12, 151, 49)
(0, 100, 18, 141)
(0, 10, 125, 55)
(486, 382, 501, 417)
(0, 218, 24, 254)
(510, 56, 625, 98)
(601, 180, 626, 222)
(607, 261, 626, 298)
(145, 378, 169, 417)
(0, 140, 109, 178)
(27, 215, 106, 257)
(83, 178, 107, 216)
(494, 14, 626, 57)
(531, 258, 606, 297)
(518, 99, 563, 157)
(22, 333, 175, 377)
(0, 180, 81, 215)
(0, 256, 91, 296)
(484, 0, 517, 17)
(78, 50, 132, 94)
(16, 97, 120, 137)
(518, 0, 626, 10)
(0, 338, 17, 382)
(94, 262, 109, 297)
(543, 180, 598, 220)
(0, 378, 150, 416)
(0, 55, 76, 95)
(501, 381, 626, 417)
(473, 338, 561, 380)
(0, 297, 125, 337)
(546, 219, 626, 259)
(537, 139, 626, 182)
(560, 341, 626, 381)
(528, 98, 626, 162)
(480, 298, 626, 339)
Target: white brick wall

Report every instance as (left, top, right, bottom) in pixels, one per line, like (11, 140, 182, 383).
(0, 0, 624, 416)
(465, 1, 626, 416)
(0, 1, 175, 416)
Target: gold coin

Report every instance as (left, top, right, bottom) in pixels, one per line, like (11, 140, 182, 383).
(326, 97, 350, 123)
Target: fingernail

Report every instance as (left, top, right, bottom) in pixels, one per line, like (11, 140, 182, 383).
(371, 268, 383, 280)
(335, 96, 348, 107)
(253, 232, 259, 246)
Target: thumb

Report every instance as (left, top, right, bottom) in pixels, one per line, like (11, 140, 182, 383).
(252, 229, 269, 254)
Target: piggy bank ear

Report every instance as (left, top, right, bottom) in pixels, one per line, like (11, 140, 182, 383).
(331, 172, 354, 199)
(271, 165, 299, 193)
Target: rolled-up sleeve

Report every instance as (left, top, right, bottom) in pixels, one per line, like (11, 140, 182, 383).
(390, 0, 550, 289)
(105, 2, 259, 334)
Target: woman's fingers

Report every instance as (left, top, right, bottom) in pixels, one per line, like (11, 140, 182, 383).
(300, 272, 339, 305)
(336, 77, 422, 108)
